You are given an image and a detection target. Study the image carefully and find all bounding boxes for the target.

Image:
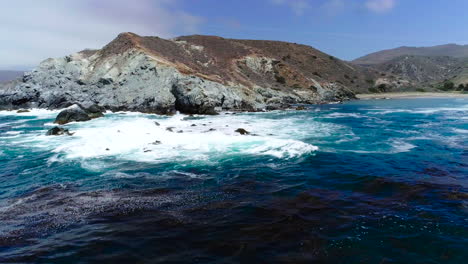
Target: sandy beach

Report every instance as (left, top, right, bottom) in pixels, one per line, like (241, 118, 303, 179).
(356, 92, 468, 99)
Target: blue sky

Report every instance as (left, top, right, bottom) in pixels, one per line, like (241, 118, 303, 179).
(1, 0, 467, 70)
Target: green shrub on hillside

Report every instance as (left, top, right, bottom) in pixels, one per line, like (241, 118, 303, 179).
(368, 87, 379, 93)
(377, 83, 388, 92)
(444, 81, 455, 90)
(438, 81, 455, 91)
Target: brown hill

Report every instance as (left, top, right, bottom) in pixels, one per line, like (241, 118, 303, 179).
(104, 33, 391, 93)
(1, 33, 408, 113)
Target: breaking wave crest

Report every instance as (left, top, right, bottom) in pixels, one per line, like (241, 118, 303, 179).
(8, 112, 321, 168)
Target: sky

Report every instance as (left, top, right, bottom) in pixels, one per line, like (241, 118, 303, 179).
(1, 0, 467, 70)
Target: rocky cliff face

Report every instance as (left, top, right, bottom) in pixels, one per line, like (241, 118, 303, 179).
(0, 33, 389, 114)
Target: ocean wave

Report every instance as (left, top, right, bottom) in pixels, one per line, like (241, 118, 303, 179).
(367, 104, 468, 115)
(0, 108, 61, 118)
(452, 128, 468, 134)
(6, 113, 321, 168)
(323, 112, 367, 118)
(339, 139, 416, 154)
(4, 131, 22, 135)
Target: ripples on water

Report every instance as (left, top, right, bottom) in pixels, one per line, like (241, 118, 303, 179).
(0, 98, 467, 263)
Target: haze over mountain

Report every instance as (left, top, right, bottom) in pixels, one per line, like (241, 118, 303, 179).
(0, 71, 24, 83)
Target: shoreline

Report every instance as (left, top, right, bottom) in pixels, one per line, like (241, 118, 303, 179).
(1, 93, 466, 116)
(356, 92, 468, 99)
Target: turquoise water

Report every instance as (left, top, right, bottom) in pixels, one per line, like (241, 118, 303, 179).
(0, 98, 467, 263)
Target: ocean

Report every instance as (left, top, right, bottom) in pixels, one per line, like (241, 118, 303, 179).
(0, 98, 466, 263)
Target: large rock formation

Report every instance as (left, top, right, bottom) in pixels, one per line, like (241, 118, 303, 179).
(0, 32, 392, 114)
(54, 104, 105, 125)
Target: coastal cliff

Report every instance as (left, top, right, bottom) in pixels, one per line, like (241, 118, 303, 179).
(0, 33, 398, 114)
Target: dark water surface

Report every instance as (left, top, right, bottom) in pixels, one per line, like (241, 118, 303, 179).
(0, 98, 467, 263)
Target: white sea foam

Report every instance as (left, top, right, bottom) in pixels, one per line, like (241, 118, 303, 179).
(339, 139, 417, 154)
(323, 113, 366, 119)
(9, 112, 323, 167)
(0, 108, 61, 118)
(367, 104, 468, 115)
(389, 140, 417, 153)
(452, 128, 468, 134)
(4, 131, 22, 135)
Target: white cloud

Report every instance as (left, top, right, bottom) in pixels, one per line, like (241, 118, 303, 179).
(270, 0, 310, 16)
(271, 0, 396, 16)
(322, 0, 346, 16)
(365, 0, 396, 13)
(0, 0, 203, 70)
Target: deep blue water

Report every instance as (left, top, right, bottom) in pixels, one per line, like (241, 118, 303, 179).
(0, 98, 467, 263)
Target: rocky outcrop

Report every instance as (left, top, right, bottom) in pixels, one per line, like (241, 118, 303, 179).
(235, 128, 250, 135)
(0, 32, 388, 114)
(46, 127, 74, 136)
(54, 104, 104, 125)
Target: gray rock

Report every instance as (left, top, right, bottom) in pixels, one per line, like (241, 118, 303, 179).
(46, 127, 74, 136)
(235, 128, 250, 135)
(54, 104, 104, 125)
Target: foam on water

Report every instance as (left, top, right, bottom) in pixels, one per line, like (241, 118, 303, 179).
(8, 112, 322, 168)
(389, 140, 417, 153)
(0, 108, 61, 118)
(452, 128, 468, 134)
(323, 112, 366, 119)
(2, 99, 467, 171)
(366, 104, 468, 115)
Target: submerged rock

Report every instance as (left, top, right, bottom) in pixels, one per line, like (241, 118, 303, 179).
(85, 104, 105, 119)
(54, 104, 104, 125)
(46, 127, 74, 136)
(295, 105, 307, 111)
(235, 128, 250, 135)
(16, 109, 30, 113)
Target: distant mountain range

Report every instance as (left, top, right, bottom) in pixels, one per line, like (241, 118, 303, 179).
(353, 44, 468, 65)
(353, 44, 468, 90)
(0, 70, 24, 83)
